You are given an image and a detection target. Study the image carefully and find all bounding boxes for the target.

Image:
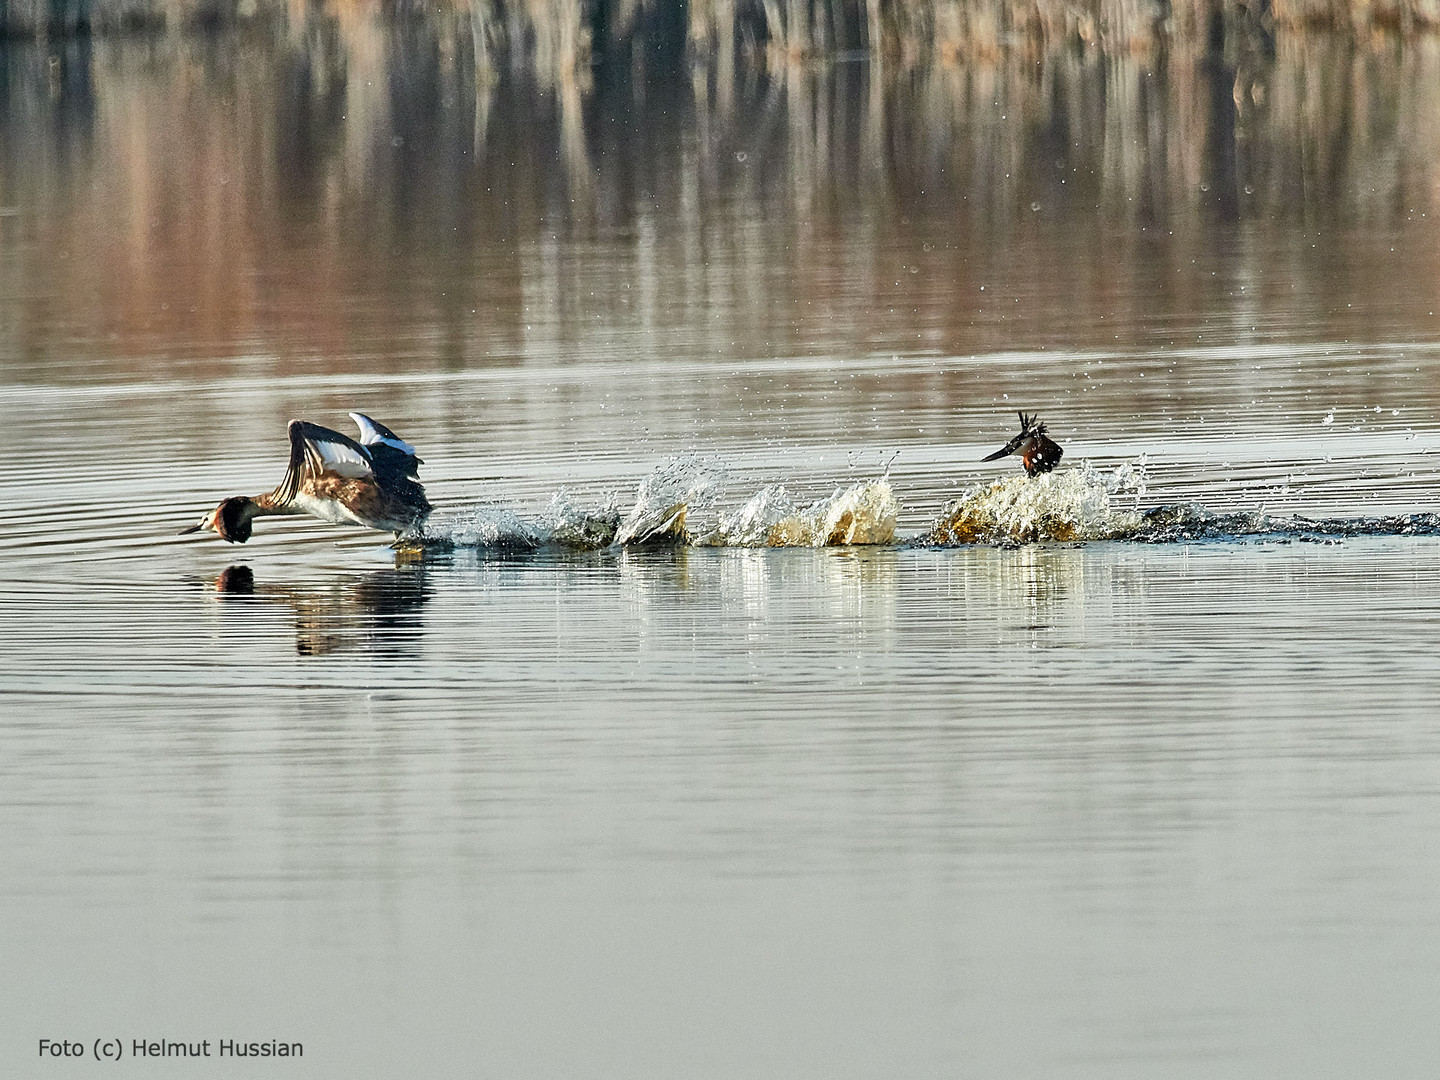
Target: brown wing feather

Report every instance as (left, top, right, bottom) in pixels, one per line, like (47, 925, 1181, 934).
(267, 422, 309, 507)
(267, 421, 373, 508)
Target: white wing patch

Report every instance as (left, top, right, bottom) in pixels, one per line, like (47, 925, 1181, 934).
(309, 435, 373, 479)
(350, 412, 418, 456)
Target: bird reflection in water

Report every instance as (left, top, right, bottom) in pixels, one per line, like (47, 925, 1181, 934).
(214, 565, 258, 593)
(212, 564, 430, 657)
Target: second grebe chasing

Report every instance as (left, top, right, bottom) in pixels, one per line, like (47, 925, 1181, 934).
(982, 411, 1064, 477)
(180, 413, 432, 543)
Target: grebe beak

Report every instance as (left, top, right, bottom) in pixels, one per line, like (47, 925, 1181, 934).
(178, 520, 206, 535)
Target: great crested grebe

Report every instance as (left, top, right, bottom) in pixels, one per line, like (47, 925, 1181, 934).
(982, 411, 1064, 477)
(181, 413, 432, 543)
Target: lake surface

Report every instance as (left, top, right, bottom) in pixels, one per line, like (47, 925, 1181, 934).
(4, 20, 1440, 1078)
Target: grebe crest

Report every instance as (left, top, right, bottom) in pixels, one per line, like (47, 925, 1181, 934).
(181, 413, 431, 544)
(981, 411, 1064, 477)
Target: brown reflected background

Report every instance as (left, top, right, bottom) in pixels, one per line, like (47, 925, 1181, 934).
(6, 15, 1440, 387)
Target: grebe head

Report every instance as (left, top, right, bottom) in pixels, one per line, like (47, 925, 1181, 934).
(180, 496, 257, 543)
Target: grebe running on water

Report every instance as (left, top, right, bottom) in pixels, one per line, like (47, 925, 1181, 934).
(982, 411, 1064, 477)
(181, 413, 431, 543)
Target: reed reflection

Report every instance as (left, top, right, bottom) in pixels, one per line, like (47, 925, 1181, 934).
(5, 16, 1440, 376)
(211, 564, 431, 657)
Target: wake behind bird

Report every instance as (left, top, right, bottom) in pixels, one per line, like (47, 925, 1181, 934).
(397, 452, 1440, 557)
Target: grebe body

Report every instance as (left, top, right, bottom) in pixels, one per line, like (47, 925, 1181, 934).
(181, 413, 431, 543)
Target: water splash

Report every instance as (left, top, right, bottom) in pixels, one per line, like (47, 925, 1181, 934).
(537, 490, 623, 550)
(396, 454, 1440, 559)
(414, 505, 544, 552)
(928, 458, 1440, 544)
(700, 478, 898, 547)
(614, 454, 725, 546)
(927, 461, 1147, 544)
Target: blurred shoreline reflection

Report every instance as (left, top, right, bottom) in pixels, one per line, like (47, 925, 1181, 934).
(5, 20, 1440, 380)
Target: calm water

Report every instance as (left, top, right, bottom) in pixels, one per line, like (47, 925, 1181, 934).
(4, 21, 1440, 1078)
